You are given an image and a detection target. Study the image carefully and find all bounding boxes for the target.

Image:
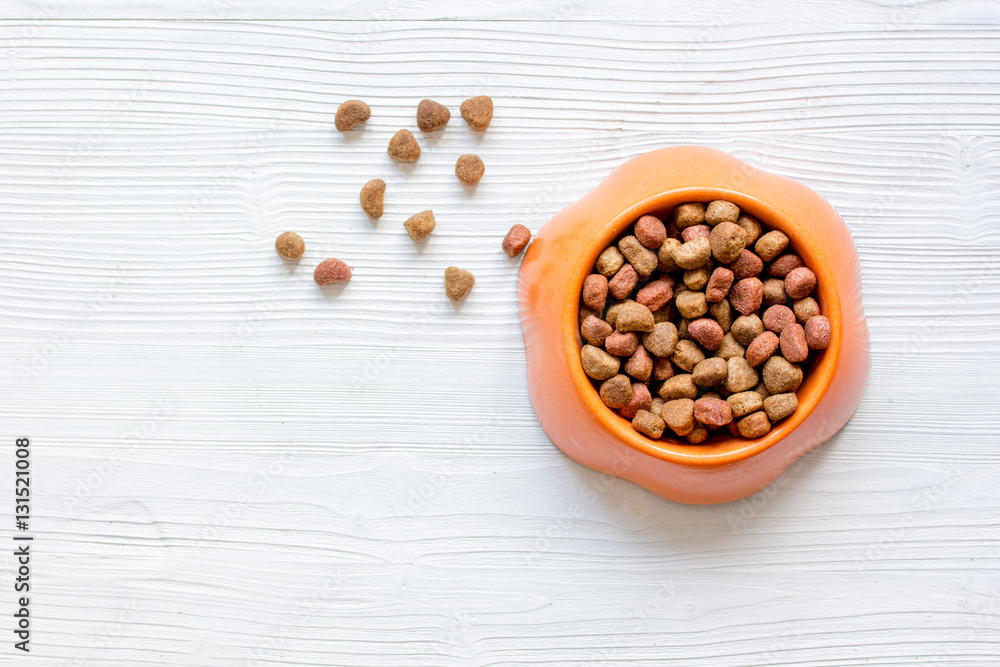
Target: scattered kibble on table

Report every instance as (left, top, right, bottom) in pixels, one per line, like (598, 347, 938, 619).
(274, 232, 305, 261)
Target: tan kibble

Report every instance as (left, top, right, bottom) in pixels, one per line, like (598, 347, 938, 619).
(599, 374, 633, 409)
(684, 266, 712, 290)
(755, 230, 789, 261)
(416, 99, 450, 131)
(632, 410, 665, 439)
(654, 307, 674, 323)
(359, 179, 386, 219)
(705, 200, 740, 226)
(715, 333, 745, 360)
(657, 238, 683, 272)
(404, 210, 436, 240)
(675, 290, 708, 319)
(581, 345, 620, 380)
(313, 258, 352, 284)
(736, 214, 762, 245)
(581, 315, 613, 347)
(671, 339, 705, 373)
(677, 318, 690, 340)
(618, 235, 658, 277)
(762, 356, 803, 394)
(387, 129, 421, 161)
(673, 237, 712, 270)
(624, 345, 654, 382)
(650, 398, 664, 417)
(692, 357, 727, 387)
(727, 391, 764, 418)
(642, 321, 679, 358)
(686, 424, 709, 444)
(615, 301, 654, 333)
(710, 222, 747, 263)
(460, 95, 493, 131)
(661, 398, 696, 436)
(596, 246, 625, 277)
(754, 382, 770, 400)
(274, 231, 304, 261)
(764, 393, 799, 422)
(659, 374, 698, 401)
(455, 154, 485, 185)
(737, 411, 771, 438)
(710, 299, 733, 332)
(674, 202, 706, 229)
(793, 297, 821, 322)
(502, 224, 531, 257)
(731, 314, 764, 346)
(725, 356, 758, 393)
(762, 278, 787, 307)
(444, 266, 475, 301)
(604, 300, 629, 329)
(335, 100, 370, 131)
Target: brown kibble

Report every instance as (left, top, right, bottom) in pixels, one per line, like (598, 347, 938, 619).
(659, 375, 698, 401)
(661, 398, 696, 436)
(694, 397, 733, 428)
(785, 267, 817, 300)
(677, 317, 691, 340)
(581, 344, 620, 380)
(635, 215, 667, 248)
(642, 322, 679, 358)
(360, 179, 386, 219)
(675, 290, 708, 319)
(604, 300, 628, 329)
(582, 274, 608, 311)
(805, 315, 831, 350)
(692, 357, 727, 387)
(683, 266, 712, 290)
(762, 278, 787, 307)
(754, 382, 770, 400)
(650, 398, 664, 417)
(387, 129, 421, 161)
(726, 421, 741, 437)
(686, 424, 709, 444)
(335, 100, 370, 131)
(455, 154, 485, 185)
(636, 279, 673, 312)
(416, 99, 450, 131)
(620, 382, 653, 419)
(736, 214, 762, 245)
(604, 330, 639, 357)
(705, 267, 735, 303)
(674, 202, 706, 229)
(725, 356, 758, 393)
(444, 266, 474, 301)
(671, 339, 705, 373)
(737, 411, 771, 438)
(716, 333, 745, 360)
(313, 258, 352, 284)
(727, 391, 764, 418)
(673, 237, 712, 270)
(608, 263, 639, 300)
(769, 254, 804, 278)
(705, 200, 740, 226)
(755, 230, 789, 261)
(580, 315, 613, 347)
(681, 224, 711, 242)
(596, 246, 625, 277)
(731, 314, 764, 346)
(762, 356, 803, 394)
(652, 357, 675, 381)
(780, 322, 809, 363)
(615, 301, 654, 333)
(729, 277, 764, 315)
(274, 231, 305, 261)
(710, 222, 747, 263)
(763, 305, 796, 334)
(618, 235, 658, 277)
(632, 409, 665, 439)
(404, 210, 436, 240)
(710, 299, 733, 333)
(764, 393, 799, 422)
(730, 249, 764, 279)
(624, 345, 654, 382)
(745, 331, 780, 367)
(502, 224, 531, 257)
(657, 238, 683, 272)
(599, 374, 633, 409)
(460, 95, 493, 131)
(688, 318, 724, 351)
(793, 297, 821, 323)
(580, 306, 600, 323)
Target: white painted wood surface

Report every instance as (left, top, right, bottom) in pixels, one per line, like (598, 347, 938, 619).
(1, 8, 1000, 666)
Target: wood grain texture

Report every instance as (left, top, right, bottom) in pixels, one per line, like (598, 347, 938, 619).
(1, 15, 999, 667)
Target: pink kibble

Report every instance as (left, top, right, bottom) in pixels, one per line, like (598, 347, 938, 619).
(705, 267, 735, 303)
(804, 315, 831, 349)
(502, 224, 532, 257)
(605, 331, 639, 356)
(762, 305, 796, 334)
(652, 356, 675, 381)
(608, 263, 638, 300)
(693, 397, 733, 428)
(768, 254, 804, 278)
(634, 215, 667, 249)
(313, 258, 352, 285)
(745, 331, 779, 367)
(636, 279, 674, 312)
(729, 277, 764, 315)
(681, 225, 711, 242)
(730, 249, 763, 279)
(687, 318, 724, 351)
(785, 267, 817, 299)
(582, 274, 608, 311)
(779, 323, 809, 363)
(620, 382, 653, 419)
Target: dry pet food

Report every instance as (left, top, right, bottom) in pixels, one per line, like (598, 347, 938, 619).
(578, 199, 831, 442)
(460, 95, 493, 131)
(314, 258, 352, 284)
(335, 100, 370, 131)
(502, 224, 531, 257)
(387, 129, 421, 162)
(404, 210, 435, 240)
(416, 99, 450, 131)
(275, 232, 304, 261)
(360, 179, 385, 219)
(444, 266, 475, 301)
(455, 154, 485, 185)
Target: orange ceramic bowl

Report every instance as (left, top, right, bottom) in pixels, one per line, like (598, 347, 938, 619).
(518, 146, 870, 504)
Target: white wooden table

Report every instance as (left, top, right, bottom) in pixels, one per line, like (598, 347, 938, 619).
(2, 3, 999, 665)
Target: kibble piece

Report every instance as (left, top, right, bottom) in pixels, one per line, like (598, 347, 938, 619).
(313, 258, 352, 284)
(793, 297, 821, 323)
(673, 237, 712, 270)
(653, 306, 674, 324)
(763, 393, 798, 422)
(444, 266, 475, 301)
(359, 179, 386, 219)
(632, 409, 665, 439)
(624, 345, 653, 382)
(730, 249, 764, 279)
(580, 306, 600, 322)
(618, 235, 658, 277)
(804, 315, 831, 350)
(636, 279, 673, 312)
(604, 300, 629, 329)
(736, 214, 763, 245)
(642, 322, 679, 358)
(686, 424, 709, 444)
(615, 301, 654, 333)
(737, 411, 771, 438)
(745, 331, 780, 367)
(335, 100, 370, 131)
(769, 254, 804, 278)
(726, 421, 741, 437)
(275, 231, 305, 261)
(705, 267, 735, 303)
(581, 345, 620, 380)
(657, 238, 683, 272)
(694, 397, 733, 428)
(731, 314, 764, 346)
(710, 222, 747, 263)
(455, 154, 485, 185)
(635, 215, 667, 249)
(661, 398, 696, 436)
(604, 330, 639, 356)
(652, 357, 675, 381)
(460, 95, 493, 131)
(763, 305, 796, 334)
(688, 318, 724, 351)
(705, 200, 740, 226)
(671, 339, 705, 373)
(404, 210, 436, 240)
(620, 382, 653, 419)
(675, 290, 708, 319)
(779, 323, 809, 363)
(754, 382, 770, 400)
(725, 356, 758, 393)
(716, 333, 745, 360)
(596, 246, 625, 277)
(692, 357, 727, 387)
(581, 315, 613, 347)
(599, 374, 633, 409)
(727, 391, 764, 418)
(729, 277, 764, 315)
(502, 224, 531, 257)
(683, 266, 712, 290)
(659, 374, 698, 401)
(650, 398, 664, 417)
(785, 267, 817, 300)
(674, 202, 706, 229)
(582, 274, 608, 312)
(762, 356, 803, 394)
(682, 225, 711, 242)
(710, 299, 733, 333)
(677, 318, 690, 340)
(608, 263, 639, 300)
(416, 99, 450, 131)
(387, 129, 421, 162)
(762, 278, 787, 307)
(755, 230, 789, 261)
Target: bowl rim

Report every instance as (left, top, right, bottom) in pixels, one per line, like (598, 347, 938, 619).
(563, 186, 842, 468)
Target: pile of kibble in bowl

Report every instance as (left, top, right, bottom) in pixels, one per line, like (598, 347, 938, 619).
(578, 200, 831, 443)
